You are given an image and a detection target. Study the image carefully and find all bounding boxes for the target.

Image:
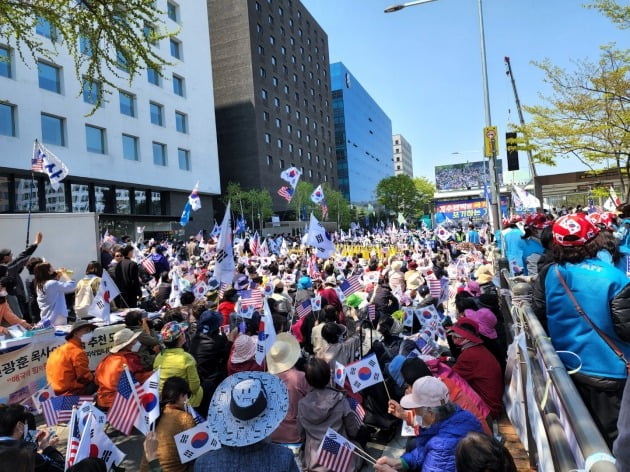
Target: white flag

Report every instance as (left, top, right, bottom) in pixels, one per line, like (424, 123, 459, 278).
(78, 401, 107, 433)
(214, 202, 235, 285)
(134, 369, 161, 435)
(310, 184, 325, 204)
(334, 361, 346, 388)
(346, 353, 384, 393)
(168, 271, 181, 308)
(33, 140, 69, 190)
(188, 182, 202, 211)
(88, 271, 120, 323)
(306, 213, 335, 259)
(255, 298, 277, 366)
(75, 412, 93, 466)
(280, 166, 302, 188)
(92, 426, 126, 469)
(175, 421, 221, 463)
(513, 185, 540, 209)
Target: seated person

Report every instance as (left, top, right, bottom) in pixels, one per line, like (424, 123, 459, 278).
(0, 283, 31, 335)
(95, 328, 153, 409)
(46, 320, 97, 395)
(124, 310, 160, 370)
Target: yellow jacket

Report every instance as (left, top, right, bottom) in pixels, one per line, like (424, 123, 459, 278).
(153, 347, 203, 407)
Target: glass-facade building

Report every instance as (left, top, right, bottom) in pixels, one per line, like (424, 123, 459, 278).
(331, 62, 393, 203)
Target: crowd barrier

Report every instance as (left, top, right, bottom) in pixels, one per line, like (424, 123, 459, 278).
(501, 272, 617, 472)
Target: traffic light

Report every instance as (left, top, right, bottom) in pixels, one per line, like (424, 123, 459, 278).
(506, 132, 519, 171)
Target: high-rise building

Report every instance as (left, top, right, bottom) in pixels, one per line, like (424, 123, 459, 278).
(0, 0, 220, 237)
(331, 62, 393, 204)
(206, 0, 337, 210)
(392, 134, 413, 177)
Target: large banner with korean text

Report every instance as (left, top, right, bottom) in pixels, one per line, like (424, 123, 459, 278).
(0, 324, 125, 406)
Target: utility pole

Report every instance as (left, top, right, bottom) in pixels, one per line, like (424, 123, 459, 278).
(505, 56, 541, 203)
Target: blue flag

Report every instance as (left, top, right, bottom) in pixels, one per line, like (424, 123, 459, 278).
(180, 201, 192, 227)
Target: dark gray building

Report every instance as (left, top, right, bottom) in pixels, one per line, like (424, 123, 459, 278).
(207, 0, 337, 211)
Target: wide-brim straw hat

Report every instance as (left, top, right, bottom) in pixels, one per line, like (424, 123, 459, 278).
(266, 333, 300, 374)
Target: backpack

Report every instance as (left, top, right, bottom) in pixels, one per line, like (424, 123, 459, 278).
(271, 296, 291, 315)
(74, 277, 100, 319)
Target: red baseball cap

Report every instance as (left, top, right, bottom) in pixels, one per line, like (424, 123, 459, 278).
(552, 214, 600, 247)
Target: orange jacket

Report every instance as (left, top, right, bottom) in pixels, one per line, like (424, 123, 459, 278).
(95, 352, 151, 408)
(0, 303, 29, 329)
(46, 338, 93, 395)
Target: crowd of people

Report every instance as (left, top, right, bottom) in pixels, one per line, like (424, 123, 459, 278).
(1, 204, 630, 471)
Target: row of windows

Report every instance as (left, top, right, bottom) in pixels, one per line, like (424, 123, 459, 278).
(0, 175, 168, 215)
(0, 105, 191, 170)
(262, 131, 333, 165)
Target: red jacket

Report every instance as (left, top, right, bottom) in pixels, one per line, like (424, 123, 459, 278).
(95, 351, 151, 408)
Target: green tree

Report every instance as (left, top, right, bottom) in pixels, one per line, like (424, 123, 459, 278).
(323, 186, 352, 228)
(587, 0, 630, 29)
(0, 0, 175, 111)
(223, 182, 273, 232)
(375, 175, 423, 219)
(519, 46, 630, 198)
(413, 177, 437, 217)
(288, 181, 315, 220)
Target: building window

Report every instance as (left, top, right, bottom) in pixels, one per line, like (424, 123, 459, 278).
(298, 148, 303, 157)
(279, 159, 285, 169)
(260, 67, 266, 78)
(308, 169, 312, 178)
(278, 6, 283, 15)
(150, 102, 164, 126)
(267, 155, 273, 167)
(82, 79, 100, 105)
(170, 39, 182, 59)
(178, 148, 191, 170)
(40, 113, 65, 146)
(297, 129, 302, 138)
(0, 103, 16, 137)
(175, 111, 188, 133)
(277, 138, 283, 148)
(268, 14, 273, 24)
(258, 45, 265, 55)
(70, 183, 89, 212)
(264, 133, 271, 144)
(288, 143, 293, 152)
(287, 123, 292, 133)
(122, 134, 139, 161)
(35, 17, 57, 41)
(119, 91, 136, 117)
(167, 1, 179, 22)
(148, 67, 160, 86)
(0, 46, 11, 78)
(275, 118, 281, 128)
(269, 35, 275, 45)
(37, 61, 61, 93)
(273, 97, 280, 106)
(281, 46, 286, 55)
(285, 104, 291, 113)
(257, 23, 263, 34)
(152, 142, 167, 166)
(85, 125, 105, 154)
(143, 23, 157, 44)
(263, 111, 269, 121)
(79, 36, 92, 57)
(283, 85, 289, 94)
(271, 56, 277, 66)
(272, 76, 278, 86)
(255, 1, 261, 12)
(261, 88, 268, 99)
(116, 50, 129, 73)
(173, 74, 185, 96)
(116, 188, 130, 214)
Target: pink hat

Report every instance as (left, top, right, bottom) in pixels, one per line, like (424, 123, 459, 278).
(400, 376, 449, 409)
(465, 281, 481, 297)
(464, 308, 497, 339)
(231, 334, 257, 363)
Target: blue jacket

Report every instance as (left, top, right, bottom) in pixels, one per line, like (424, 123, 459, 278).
(521, 238, 544, 276)
(544, 260, 630, 379)
(401, 405, 483, 472)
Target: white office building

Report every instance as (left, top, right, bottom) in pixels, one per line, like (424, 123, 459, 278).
(0, 0, 220, 237)
(393, 134, 413, 177)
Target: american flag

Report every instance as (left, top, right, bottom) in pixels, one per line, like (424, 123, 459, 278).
(277, 186, 294, 203)
(218, 281, 229, 300)
(416, 337, 434, 356)
(307, 254, 319, 279)
(240, 289, 263, 309)
(66, 407, 82, 468)
(340, 276, 362, 297)
(367, 304, 376, 322)
(316, 429, 355, 472)
(107, 367, 141, 434)
(250, 232, 260, 256)
(428, 278, 442, 298)
(31, 145, 44, 172)
(321, 201, 329, 220)
(41, 395, 94, 426)
(141, 256, 156, 275)
(296, 299, 312, 319)
(347, 397, 365, 423)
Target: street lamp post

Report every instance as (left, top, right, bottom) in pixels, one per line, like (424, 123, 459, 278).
(385, 0, 502, 233)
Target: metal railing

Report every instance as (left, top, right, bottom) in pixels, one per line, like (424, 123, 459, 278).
(501, 273, 617, 472)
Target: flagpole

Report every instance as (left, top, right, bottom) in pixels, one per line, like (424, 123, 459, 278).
(26, 140, 37, 249)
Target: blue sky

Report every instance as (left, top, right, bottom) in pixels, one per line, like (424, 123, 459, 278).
(302, 0, 628, 183)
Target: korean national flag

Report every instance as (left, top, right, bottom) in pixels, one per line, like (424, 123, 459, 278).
(78, 401, 107, 433)
(175, 422, 221, 463)
(346, 353, 384, 393)
(91, 427, 126, 470)
(31, 385, 55, 413)
(134, 370, 161, 435)
(402, 307, 414, 328)
(334, 361, 346, 388)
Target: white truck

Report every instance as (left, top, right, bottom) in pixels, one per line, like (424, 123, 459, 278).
(0, 212, 100, 276)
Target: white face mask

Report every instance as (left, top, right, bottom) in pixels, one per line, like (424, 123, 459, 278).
(0, 290, 7, 297)
(80, 332, 94, 343)
(131, 341, 141, 352)
(415, 414, 424, 428)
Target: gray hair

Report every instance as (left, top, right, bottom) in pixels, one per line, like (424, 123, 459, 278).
(426, 402, 457, 422)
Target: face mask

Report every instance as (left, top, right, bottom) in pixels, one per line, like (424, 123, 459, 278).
(415, 414, 424, 428)
(80, 332, 94, 343)
(131, 341, 141, 352)
(0, 290, 7, 297)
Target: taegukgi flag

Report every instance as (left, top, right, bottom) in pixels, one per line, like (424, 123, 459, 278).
(280, 166, 302, 188)
(32, 140, 69, 190)
(214, 201, 235, 285)
(134, 369, 161, 435)
(306, 213, 335, 259)
(346, 353, 384, 393)
(175, 421, 221, 463)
